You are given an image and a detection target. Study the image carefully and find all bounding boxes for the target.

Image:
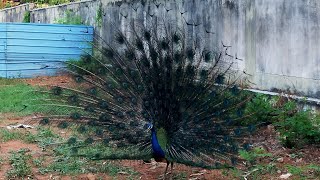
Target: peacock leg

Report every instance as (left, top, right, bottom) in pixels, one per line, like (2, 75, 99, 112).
(164, 161, 170, 174)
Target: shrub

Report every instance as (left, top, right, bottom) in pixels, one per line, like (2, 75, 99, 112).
(275, 110, 320, 148)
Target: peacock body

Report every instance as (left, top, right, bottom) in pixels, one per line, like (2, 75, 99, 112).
(33, 1, 261, 174)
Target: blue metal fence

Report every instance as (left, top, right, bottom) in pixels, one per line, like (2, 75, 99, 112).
(0, 23, 93, 78)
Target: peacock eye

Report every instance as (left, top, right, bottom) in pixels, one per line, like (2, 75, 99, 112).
(204, 51, 212, 62)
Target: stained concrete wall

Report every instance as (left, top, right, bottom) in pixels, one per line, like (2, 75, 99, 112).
(1, 0, 320, 98)
(0, 3, 34, 22)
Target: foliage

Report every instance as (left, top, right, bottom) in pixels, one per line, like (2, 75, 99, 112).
(6, 149, 32, 179)
(54, 9, 83, 25)
(66, 54, 99, 75)
(285, 164, 320, 178)
(22, 11, 31, 23)
(96, 3, 103, 27)
(239, 147, 272, 165)
(246, 93, 320, 148)
(245, 94, 277, 125)
(5, 2, 12, 8)
(276, 110, 320, 148)
(20, 0, 71, 6)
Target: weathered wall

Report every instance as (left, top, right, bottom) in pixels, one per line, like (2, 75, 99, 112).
(1, 0, 320, 98)
(0, 3, 34, 22)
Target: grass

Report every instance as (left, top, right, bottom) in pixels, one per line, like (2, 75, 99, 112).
(0, 128, 36, 143)
(0, 82, 44, 116)
(0, 78, 70, 118)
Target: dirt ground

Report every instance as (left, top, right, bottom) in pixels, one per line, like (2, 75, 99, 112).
(0, 75, 318, 179)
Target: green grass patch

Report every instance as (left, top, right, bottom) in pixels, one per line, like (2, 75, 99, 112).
(0, 128, 36, 143)
(6, 149, 32, 179)
(0, 79, 69, 118)
(0, 83, 43, 116)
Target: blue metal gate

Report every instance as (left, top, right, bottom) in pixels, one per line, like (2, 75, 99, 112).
(0, 23, 93, 78)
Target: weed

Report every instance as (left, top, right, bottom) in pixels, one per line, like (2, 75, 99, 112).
(95, 161, 138, 177)
(0, 129, 23, 142)
(6, 149, 32, 179)
(32, 157, 45, 167)
(54, 9, 83, 25)
(239, 147, 272, 165)
(23, 11, 31, 23)
(39, 156, 87, 175)
(96, 3, 103, 27)
(172, 172, 187, 179)
(276, 110, 320, 148)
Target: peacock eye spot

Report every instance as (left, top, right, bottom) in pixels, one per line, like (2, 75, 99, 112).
(68, 137, 77, 144)
(122, 82, 129, 89)
(40, 118, 49, 125)
(103, 48, 114, 58)
(99, 113, 110, 121)
(95, 128, 103, 136)
(116, 97, 124, 103)
(161, 40, 169, 50)
(173, 33, 181, 43)
(70, 112, 81, 120)
(52, 86, 62, 95)
(58, 122, 68, 129)
(204, 51, 212, 62)
(131, 97, 137, 104)
(115, 33, 125, 44)
(144, 31, 151, 40)
(215, 74, 225, 84)
(125, 50, 135, 60)
(97, 67, 105, 74)
(84, 137, 94, 144)
(186, 48, 195, 60)
(85, 105, 95, 112)
(99, 100, 108, 109)
(77, 126, 87, 133)
(135, 39, 144, 50)
(74, 75, 83, 83)
(115, 67, 123, 75)
(103, 138, 109, 145)
(88, 87, 97, 95)
(68, 95, 79, 103)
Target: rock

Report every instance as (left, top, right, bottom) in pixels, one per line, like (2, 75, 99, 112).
(296, 158, 303, 163)
(277, 170, 282, 174)
(277, 157, 284, 163)
(87, 173, 96, 180)
(280, 173, 292, 179)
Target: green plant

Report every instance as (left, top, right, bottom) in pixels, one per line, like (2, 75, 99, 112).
(6, 149, 32, 178)
(5, 2, 11, 8)
(308, 164, 320, 177)
(276, 110, 320, 148)
(22, 11, 31, 23)
(39, 156, 87, 175)
(96, 3, 103, 27)
(33, 157, 45, 167)
(239, 147, 272, 165)
(54, 9, 83, 25)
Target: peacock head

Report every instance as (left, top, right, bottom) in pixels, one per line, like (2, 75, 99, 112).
(145, 122, 154, 131)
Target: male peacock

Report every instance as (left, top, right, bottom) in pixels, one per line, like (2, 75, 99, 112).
(33, 3, 260, 176)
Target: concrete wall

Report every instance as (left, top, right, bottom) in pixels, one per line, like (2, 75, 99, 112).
(0, 3, 34, 22)
(1, 0, 320, 98)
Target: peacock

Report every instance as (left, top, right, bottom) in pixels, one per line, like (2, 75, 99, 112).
(31, 3, 261, 176)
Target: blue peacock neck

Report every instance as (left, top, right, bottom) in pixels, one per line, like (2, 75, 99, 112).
(151, 127, 166, 158)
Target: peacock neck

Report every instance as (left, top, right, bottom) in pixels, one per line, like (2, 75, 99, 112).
(151, 127, 166, 158)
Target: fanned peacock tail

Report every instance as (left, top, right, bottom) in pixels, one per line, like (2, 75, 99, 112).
(31, 9, 261, 169)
